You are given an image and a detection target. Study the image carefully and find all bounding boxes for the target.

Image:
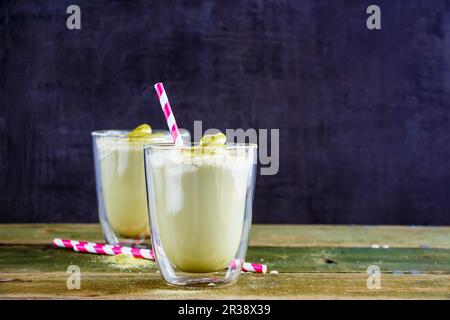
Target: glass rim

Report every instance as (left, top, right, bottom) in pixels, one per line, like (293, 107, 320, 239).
(144, 142, 258, 151)
(91, 128, 188, 138)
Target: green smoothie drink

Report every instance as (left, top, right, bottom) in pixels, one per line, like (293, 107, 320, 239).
(97, 139, 150, 239)
(144, 133, 258, 286)
(92, 124, 190, 245)
(152, 149, 252, 272)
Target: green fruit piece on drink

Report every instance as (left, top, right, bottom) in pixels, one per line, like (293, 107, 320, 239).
(128, 124, 153, 142)
(200, 132, 226, 147)
(128, 124, 152, 137)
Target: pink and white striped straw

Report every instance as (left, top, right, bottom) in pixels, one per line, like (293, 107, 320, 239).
(229, 259, 267, 273)
(242, 262, 267, 273)
(52, 238, 155, 259)
(154, 83, 183, 146)
(52, 238, 267, 273)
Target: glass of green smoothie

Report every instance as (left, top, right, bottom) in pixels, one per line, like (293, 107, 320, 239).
(92, 125, 190, 246)
(143, 139, 257, 287)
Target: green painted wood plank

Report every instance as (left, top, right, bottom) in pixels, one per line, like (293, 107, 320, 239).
(1, 224, 449, 248)
(1, 224, 449, 299)
(1, 245, 449, 274)
(250, 225, 450, 248)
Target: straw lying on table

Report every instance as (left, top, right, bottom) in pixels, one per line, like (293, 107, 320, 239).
(53, 238, 155, 259)
(52, 238, 267, 274)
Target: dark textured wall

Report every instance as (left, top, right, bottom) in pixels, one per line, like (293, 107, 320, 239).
(1, 0, 450, 224)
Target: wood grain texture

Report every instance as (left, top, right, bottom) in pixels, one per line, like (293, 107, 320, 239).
(1, 272, 449, 300)
(2, 245, 450, 274)
(0, 224, 449, 299)
(1, 1, 450, 224)
(1, 224, 450, 248)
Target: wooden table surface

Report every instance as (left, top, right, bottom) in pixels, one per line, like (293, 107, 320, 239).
(0, 224, 449, 299)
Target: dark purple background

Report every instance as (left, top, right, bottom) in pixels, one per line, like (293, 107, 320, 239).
(1, 0, 450, 224)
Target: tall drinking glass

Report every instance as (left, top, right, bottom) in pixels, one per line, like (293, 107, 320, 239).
(92, 129, 190, 246)
(144, 143, 257, 286)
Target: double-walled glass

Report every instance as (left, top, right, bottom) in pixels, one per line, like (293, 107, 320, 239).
(92, 129, 190, 246)
(144, 143, 257, 287)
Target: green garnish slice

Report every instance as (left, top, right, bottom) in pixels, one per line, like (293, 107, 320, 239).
(200, 132, 226, 147)
(127, 124, 156, 142)
(128, 124, 152, 138)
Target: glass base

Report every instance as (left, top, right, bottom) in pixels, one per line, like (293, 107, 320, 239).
(101, 220, 150, 248)
(116, 238, 149, 248)
(163, 273, 238, 288)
